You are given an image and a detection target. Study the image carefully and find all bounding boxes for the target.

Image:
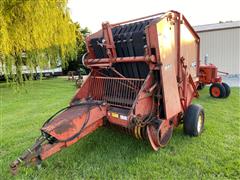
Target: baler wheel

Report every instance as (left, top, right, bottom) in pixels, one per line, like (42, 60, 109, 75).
(183, 104, 204, 136)
(209, 83, 226, 98)
(147, 124, 160, 151)
(222, 82, 231, 98)
(147, 121, 173, 151)
(158, 124, 173, 148)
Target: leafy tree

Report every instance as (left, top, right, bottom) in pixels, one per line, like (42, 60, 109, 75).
(0, 0, 80, 84)
(63, 23, 90, 74)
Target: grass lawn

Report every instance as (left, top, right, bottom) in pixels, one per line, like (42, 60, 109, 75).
(0, 78, 239, 179)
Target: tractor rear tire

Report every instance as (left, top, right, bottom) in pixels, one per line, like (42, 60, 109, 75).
(222, 82, 231, 98)
(209, 83, 226, 98)
(183, 104, 205, 136)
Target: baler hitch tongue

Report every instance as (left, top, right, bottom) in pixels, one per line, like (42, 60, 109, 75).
(10, 136, 46, 175)
(10, 100, 106, 175)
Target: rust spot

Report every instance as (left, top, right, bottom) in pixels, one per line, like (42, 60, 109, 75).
(43, 106, 89, 135)
(54, 120, 77, 134)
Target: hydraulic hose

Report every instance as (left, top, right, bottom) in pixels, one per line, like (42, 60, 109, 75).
(42, 100, 104, 142)
(10, 100, 104, 175)
(42, 100, 103, 128)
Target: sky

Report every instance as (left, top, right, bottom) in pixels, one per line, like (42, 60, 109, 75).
(68, 0, 239, 32)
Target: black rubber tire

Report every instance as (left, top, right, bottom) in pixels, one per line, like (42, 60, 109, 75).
(197, 83, 205, 90)
(209, 83, 226, 98)
(183, 104, 205, 136)
(222, 82, 231, 98)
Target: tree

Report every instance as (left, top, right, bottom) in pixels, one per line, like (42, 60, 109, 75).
(0, 0, 80, 84)
(62, 23, 90, 74)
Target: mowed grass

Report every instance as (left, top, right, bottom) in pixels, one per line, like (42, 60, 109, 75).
(0, 78, 239, 179)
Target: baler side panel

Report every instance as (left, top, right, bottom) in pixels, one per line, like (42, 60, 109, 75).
(146, 22, 160, 61)
(180, 21, 200, 106)
(180, 23, 198, 81)
(156, 17, 182, 119)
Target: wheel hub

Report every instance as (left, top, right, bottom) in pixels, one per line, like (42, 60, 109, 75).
(211, 87, 220, 97)
(197, 115, 203, 133)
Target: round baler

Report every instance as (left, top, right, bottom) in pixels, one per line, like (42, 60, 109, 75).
(10, 10, 230, 175)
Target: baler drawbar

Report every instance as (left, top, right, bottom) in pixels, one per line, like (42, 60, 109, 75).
(11, 10, 230, 175)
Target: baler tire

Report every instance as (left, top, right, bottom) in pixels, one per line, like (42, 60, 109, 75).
(183, 104, 204, 136)
(209, 83, 226, 98)
(222, 82, 231, 98)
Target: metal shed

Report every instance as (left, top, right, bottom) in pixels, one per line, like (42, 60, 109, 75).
(194, 21, 240, 75)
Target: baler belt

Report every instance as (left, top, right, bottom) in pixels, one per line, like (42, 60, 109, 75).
(92, 19, 153, 58)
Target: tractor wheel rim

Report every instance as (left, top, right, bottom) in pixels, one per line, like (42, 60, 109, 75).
(211, 87, 220, 97)
(197, 115, 203, 133)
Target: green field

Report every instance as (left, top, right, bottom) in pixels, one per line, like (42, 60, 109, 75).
(1, 78, 239, 179)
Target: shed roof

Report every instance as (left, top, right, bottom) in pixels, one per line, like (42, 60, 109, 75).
(194, 21, 240, 33)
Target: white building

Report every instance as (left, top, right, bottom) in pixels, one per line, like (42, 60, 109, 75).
(194, 21, 240, 75)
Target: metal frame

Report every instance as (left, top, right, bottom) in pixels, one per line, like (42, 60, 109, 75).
(11, 11, 208, 174)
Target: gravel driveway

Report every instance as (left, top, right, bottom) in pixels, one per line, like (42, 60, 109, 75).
(221, 75, 240, 87)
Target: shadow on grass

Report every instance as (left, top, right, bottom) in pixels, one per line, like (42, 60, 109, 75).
(20, 124, 194, 176)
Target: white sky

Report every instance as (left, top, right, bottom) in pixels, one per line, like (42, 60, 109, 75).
(68, 0, 239, 32)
